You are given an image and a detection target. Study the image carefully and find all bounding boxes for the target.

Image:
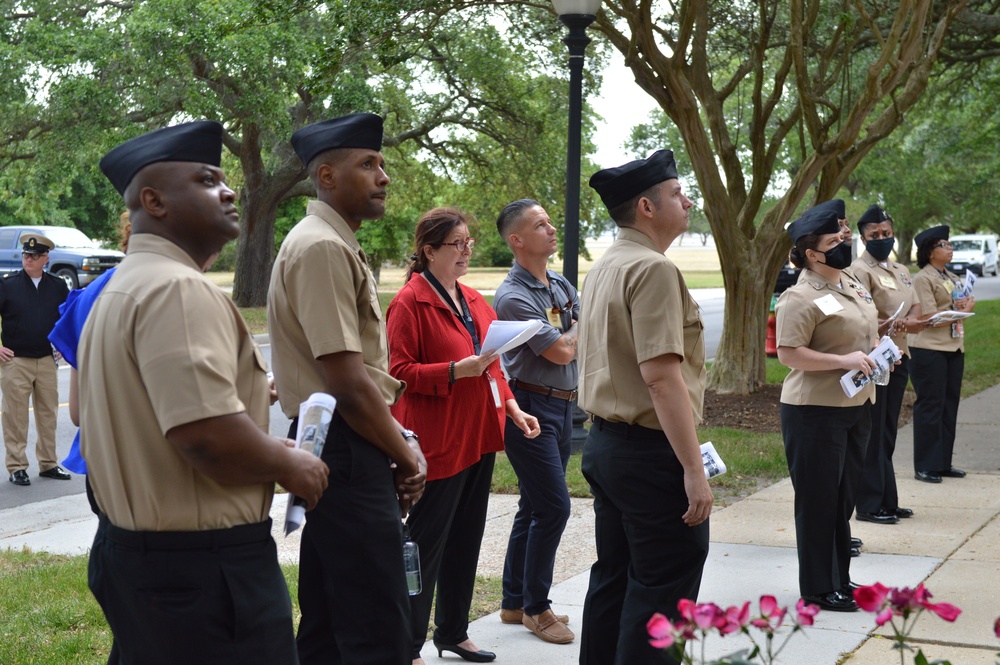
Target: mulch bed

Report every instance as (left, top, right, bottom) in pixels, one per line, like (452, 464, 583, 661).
(700, 384, 915, 433)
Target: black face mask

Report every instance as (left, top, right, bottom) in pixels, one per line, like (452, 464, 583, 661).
(866, 237, 895, 262)
(814, 241, 852, 270)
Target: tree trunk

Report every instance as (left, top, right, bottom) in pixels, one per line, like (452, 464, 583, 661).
(232, 187, 278, 307)
(708, 266, 771, 394)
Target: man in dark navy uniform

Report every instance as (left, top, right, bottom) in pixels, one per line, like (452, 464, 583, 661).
(1, 233, 69, 486)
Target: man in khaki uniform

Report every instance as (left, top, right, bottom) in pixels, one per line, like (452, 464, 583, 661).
(577, 150, 713, 665)
(268, 112, 427, 665)
(1, 233, 69, 486)
(81, 121, 329, 665)
(850, 204, 920, 524)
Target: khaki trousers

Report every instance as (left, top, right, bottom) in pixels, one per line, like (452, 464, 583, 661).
(2, 356, 59, 473)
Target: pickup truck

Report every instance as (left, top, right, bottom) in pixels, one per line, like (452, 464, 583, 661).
(0, 226, 124, 289)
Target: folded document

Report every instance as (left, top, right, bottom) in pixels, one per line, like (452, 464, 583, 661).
(840, 336, 902, 398)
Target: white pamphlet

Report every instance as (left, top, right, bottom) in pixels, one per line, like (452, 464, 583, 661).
(840, 336, 902, 398)
(284, 392, 337, 536)
(926, 310, 975, 325)
(701, 441, 727, 479)
(481, 319, 545, 357)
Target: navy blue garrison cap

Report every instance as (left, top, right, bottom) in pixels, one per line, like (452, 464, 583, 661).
(589, 149, 679, 211)
(99, 121, 224, 196)
(914, 225, 950, 249)
(812, 198, 846, 219)
(291, 113, 384, 167)
(857, 204, 891, 229)
(787, 205, 841, 243)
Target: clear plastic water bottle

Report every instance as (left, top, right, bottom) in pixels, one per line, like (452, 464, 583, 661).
(403, 524, 421, 596)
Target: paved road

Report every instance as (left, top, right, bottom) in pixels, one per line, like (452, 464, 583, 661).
(2, 274, 997, 511)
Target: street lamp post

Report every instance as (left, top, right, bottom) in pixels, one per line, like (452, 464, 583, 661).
(553, 0, 600, 289)
(554, 0, 600, 452)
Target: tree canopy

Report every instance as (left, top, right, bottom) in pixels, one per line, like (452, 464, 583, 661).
(1, 1, 606, 303)
(584, 0, 1000, 393)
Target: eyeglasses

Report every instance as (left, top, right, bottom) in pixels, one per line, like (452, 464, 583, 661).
(440, 238, 476, 252)
(22, 253, 47, 261)
(934, 241, 953, 249)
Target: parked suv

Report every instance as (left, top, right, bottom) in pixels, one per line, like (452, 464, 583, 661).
(946, 234, 999, 277)
(0, 226, 124, 289)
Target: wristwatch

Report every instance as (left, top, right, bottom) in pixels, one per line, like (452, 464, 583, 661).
(401, 428, 419, 443)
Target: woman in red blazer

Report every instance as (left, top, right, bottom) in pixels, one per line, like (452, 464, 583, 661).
(387, 207, 539, 665)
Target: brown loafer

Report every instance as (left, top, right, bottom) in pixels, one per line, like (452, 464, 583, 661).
(522, 609, 575, 644)
(500, 607, 569, 625)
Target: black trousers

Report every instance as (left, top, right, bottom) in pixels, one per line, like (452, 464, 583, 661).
(781, 402, 869, 597)
(502, 388, 573, 616)
(910, 348, 964, 473)
(579, 419, 710, 665)
(88, 516, 297, 665)
(295, 415, 411, 665)
(856, 356, 909, 513)
(406, 453, 495, 658)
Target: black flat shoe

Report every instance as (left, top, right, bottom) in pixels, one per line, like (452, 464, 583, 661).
(39, 465, 71, 480)
(434, 639, 496, 663)
(850, 537, 863, 548)
(801, 591, 859, 612)
(856, 509, 900, 525)
(940, 467, 966, 478)
(850, 546, 860, 558)
(9, 470, 30, 486)
(915, 471, 942, 483)
(890, 507, 914, 518)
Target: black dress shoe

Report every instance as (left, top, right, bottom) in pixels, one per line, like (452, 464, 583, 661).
(39, 465, 71, 480)
(801, 591, 858, 612)
(890, 507, 914, 518)
(434, 639, 496, 663)
(840, 581, 860, 595)
(850, 546, 860, 557)
(940, 467, 966, 478)
(856, 509, 900, 525)
(915, 471, 942, 483)
(9, 470, 30, 486)
(850, 537, 863, 548)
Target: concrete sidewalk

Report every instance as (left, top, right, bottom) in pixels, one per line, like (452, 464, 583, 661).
(2, 385, 998, 664)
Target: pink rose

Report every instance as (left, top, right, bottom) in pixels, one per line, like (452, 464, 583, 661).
(647, 612, 675, 649)
(795, 599, 820, 627)
(692, 602, 723, 630)
(924, 602, 961, 623)
(853, 583, 891, 612)
(718, 602, 751, 635)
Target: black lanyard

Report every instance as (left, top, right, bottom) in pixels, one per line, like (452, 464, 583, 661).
(423, 270, 481, 355)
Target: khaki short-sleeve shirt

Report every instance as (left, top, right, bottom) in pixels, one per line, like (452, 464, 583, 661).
(579, 228, 706, 429)
(79, 235, 272, 531)
(850, 251, 917, 356)
(776, 268, 878, 407)
(268, 200, 403, 417)
(908, 265, 965, 353)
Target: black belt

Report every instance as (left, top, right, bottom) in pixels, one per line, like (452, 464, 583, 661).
(99, 515, 272, 551)
(591, 416, 665, 440)
(510, 379, 577, 401)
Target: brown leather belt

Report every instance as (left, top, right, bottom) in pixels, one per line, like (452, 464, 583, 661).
(510, 379, 578, 402)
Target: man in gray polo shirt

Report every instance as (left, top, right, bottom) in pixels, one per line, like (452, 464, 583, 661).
(494, 199, 579, 645)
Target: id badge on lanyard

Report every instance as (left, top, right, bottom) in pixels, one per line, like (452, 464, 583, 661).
(487, 374, 501, 407)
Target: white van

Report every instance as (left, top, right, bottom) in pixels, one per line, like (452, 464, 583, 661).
(946, 234, 999, 277)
